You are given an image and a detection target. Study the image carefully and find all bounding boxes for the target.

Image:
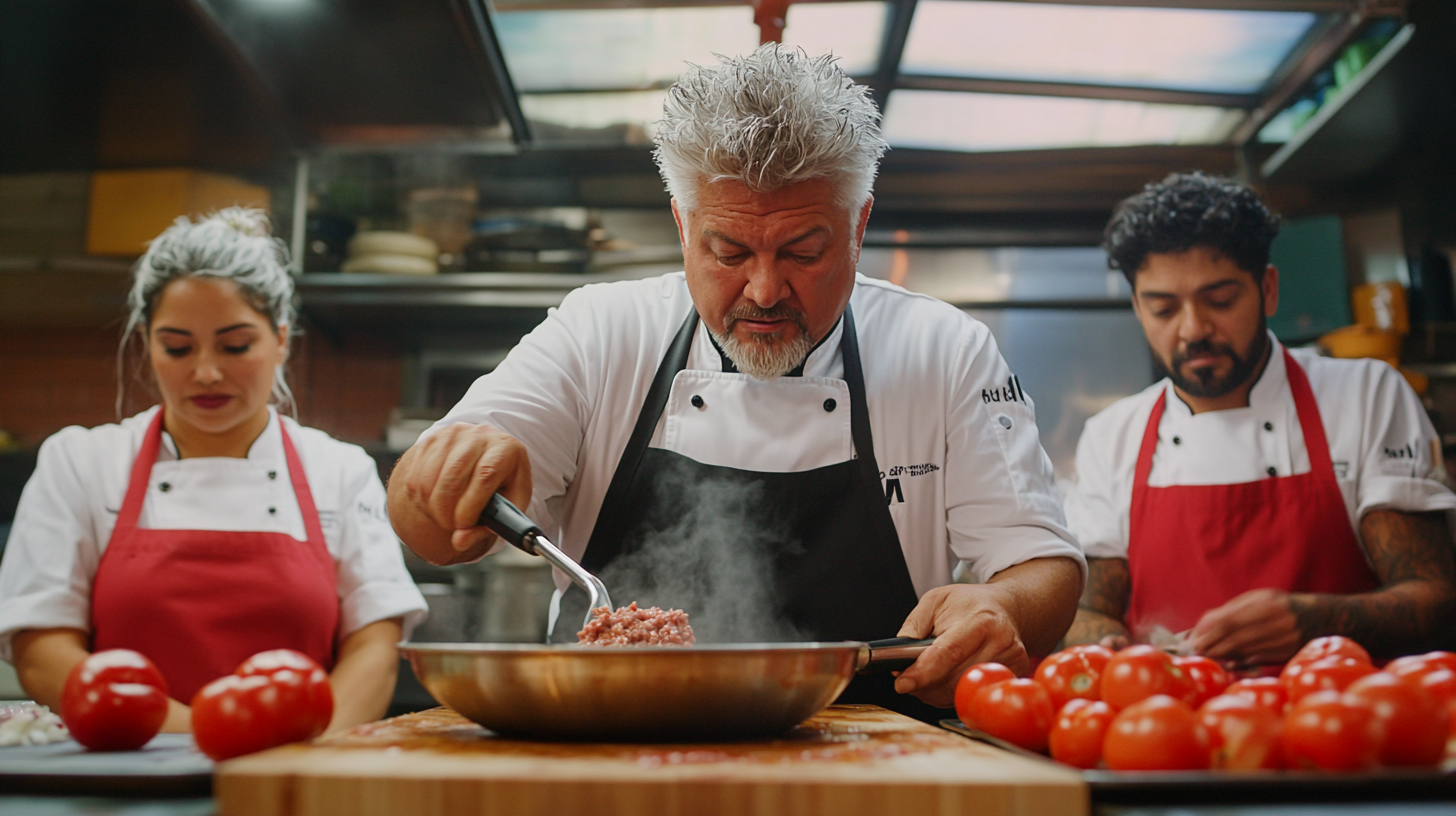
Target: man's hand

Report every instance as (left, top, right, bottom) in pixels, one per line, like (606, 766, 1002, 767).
(892, 557, 1082, 708)
(1188, 588, 1301, 667)
(386, 423, 532, 566)
(893, 583, 1029, 707)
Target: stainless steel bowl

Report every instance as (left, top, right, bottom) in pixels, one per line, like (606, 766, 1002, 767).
(401, 642, 863, 742)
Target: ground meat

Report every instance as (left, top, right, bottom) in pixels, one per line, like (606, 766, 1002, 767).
(577, 602, 696, 646)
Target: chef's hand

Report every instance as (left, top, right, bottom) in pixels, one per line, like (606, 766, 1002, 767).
(386, 422, 533, 566)
(892, 584, 1029, 708)
(1188, 588, 1303, 668)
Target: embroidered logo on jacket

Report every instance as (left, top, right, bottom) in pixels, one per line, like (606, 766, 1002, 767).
(880, 463, 941, 505)
(983, 375, 1026, 405)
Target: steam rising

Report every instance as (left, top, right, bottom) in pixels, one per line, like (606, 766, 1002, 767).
(601, 461, 807, 643)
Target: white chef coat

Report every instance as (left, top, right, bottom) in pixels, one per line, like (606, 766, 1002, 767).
(425, 272, 1085, 596)
(0, 406, 428, 662)
(1066, 333, 1456, 561)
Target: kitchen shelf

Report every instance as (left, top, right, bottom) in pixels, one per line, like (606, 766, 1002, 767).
(295, 265, 676, 339)
(1261, 24, 1416, 183)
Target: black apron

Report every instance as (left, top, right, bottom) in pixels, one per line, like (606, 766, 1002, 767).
(557, 305, 953, 723)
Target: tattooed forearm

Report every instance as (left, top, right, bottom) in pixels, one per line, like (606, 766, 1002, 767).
(1290, 509, 1456, 657)
(1063, 557, 1132, 646)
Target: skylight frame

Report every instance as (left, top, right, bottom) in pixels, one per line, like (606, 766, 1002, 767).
(483, 0, 1367, 153)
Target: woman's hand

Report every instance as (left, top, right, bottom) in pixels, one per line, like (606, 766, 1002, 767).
(386, 423, 532, 566)
(11, 628, 192, 732)
(325, 618, 404, 734)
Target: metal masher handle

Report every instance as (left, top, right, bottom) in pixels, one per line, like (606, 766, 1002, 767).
(855, 637, 937, 673)
(479, 493, 614, 629)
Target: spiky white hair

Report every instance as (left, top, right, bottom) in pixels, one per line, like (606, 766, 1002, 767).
(120, 207, 297, 412)
(654, 45, 888, 212)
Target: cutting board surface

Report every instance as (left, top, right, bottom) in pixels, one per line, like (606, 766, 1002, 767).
(0, 733, 213, 796)
(217, 705, 1085, 816)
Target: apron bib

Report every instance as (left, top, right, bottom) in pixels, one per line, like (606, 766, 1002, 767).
(91, 410, 340, 701)
(1126, 349, 1379, 641)
(560, 306, 950, 722)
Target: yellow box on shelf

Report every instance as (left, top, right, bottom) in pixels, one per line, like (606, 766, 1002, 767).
(86, 168, 270, 257)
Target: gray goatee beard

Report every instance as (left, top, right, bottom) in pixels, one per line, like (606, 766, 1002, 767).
(711, 304, 815, 380)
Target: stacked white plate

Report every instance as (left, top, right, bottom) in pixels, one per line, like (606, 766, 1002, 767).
(341, 231, 439, 275)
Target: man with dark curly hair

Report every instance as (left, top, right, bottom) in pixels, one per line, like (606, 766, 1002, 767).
(1063, 172, 1456, 667)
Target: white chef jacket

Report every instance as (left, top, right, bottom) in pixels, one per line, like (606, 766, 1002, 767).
(1066, 334, 1456, 561)
(0, 406, 428, 662)
(426, 272, 1085, 596)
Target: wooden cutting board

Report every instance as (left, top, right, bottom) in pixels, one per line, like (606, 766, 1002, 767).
(216, 705, 1085, 816)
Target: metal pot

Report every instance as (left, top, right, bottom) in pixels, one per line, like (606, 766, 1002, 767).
(400, 638, 930, 742)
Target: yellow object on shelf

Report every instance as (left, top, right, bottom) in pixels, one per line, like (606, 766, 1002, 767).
(1319, 323, 1403, 368)
(1350, 281, 1409, 334)
(86, 169, 271, 257)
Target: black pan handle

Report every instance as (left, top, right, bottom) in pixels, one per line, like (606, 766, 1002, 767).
(857, 637, 936, 673)
(477, 493, 542, 556)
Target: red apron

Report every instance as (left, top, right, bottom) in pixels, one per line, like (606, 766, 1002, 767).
(1126, 349, 1379, 640)
(91, 410, 339, 702)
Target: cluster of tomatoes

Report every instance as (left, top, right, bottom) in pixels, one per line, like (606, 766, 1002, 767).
(60, 648, 333, 760)
(953, 636, 1456, 772)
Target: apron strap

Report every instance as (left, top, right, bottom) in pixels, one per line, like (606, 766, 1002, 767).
(1282, 349, 1338, 480)
(587, 309, 698, 555)
(278, 420, 328, 547)
(114, 410, 167, 533)
(840, 307, 890, 500)
(1130, 390, 1168, 520)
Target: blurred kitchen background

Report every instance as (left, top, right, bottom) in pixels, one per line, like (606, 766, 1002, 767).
(2, 0, 1455, 709)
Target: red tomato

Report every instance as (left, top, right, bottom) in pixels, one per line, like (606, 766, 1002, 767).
(235, 649, 334, 742)
(1446, 698, 1456, 761)
(191, 675, 284, 761)
(953, 663, 1016, 730)
(1344, 672, 1449, 767)
(1049, 698, 1115, 769)
(1414, 668, 1456, 708)
(1288, 636, 1372, 669)
(968, 679, 1055, 754)
(1225, 677, 1288, 715)
(1282, 690, 1384, 771)
(1035, 647, 1110, 710)
(1103, 695, 1210, 771)
(1197, 694, 1284, 770)
(1387, 651, 1456, 680)
(1102, 645, 1197, 710)
(1282, 655, 1376, 705)
(1173, 655, 1230, 707)
(60, 650, 170, 752)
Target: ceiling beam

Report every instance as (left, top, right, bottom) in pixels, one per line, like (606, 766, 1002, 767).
(871, 0, 917, 113)
(452, 0, 533, 145)
(493, 0, 1391, 10)
(894, 75, 1257, 108)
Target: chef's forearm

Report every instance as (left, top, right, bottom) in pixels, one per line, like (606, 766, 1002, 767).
(1299, 508, 1456, 658)
(10, 627, 89, 710)
(986, 556, 1083, 657)
(1290, 579, 1456, 658)
(326, 617, 403, 734)
(1064, 608, 1130, 647)
(1063, 556, 1131, 647)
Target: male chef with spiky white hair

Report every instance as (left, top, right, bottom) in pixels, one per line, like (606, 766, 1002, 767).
(387, 45, 1084, 721)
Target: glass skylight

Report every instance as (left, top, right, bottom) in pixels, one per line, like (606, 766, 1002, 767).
(882, 90, 1243, 152)
(782, 2, 889, 77)
(519, 90, 669, 141)
(495, 7, 759, 92)
(901, 0, 1318, 94)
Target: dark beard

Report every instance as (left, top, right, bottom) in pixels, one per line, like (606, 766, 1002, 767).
(1153, 318, 1270, 399)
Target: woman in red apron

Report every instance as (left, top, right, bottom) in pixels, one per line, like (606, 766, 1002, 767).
(5, 209, 415, 732)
